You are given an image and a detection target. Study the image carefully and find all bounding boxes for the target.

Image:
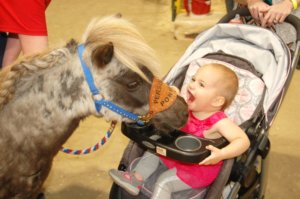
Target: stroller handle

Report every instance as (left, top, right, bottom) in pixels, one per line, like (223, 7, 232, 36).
(218, 7, 300, 42)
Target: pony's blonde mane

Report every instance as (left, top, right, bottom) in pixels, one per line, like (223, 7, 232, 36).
(0, 15, 161, 110)
(82, 15, 161, 81)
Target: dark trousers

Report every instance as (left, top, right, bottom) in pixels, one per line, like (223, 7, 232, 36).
(0, 32, 7, 68)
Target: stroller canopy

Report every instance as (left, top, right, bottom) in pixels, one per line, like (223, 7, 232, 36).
(165, 23, 292, 124)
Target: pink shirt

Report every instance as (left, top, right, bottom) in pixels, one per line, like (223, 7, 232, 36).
(160, 111, 226, 188)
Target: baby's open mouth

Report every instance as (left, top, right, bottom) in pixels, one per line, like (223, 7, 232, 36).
(187, 91, 195, 103)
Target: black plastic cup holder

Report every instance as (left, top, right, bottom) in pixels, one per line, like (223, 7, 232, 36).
(175, 136, 202, 152)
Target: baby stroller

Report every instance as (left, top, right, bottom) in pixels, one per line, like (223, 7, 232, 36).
(109, 8, 300, 199)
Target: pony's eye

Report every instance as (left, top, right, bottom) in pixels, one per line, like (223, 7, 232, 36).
(127, 81, 139, 90)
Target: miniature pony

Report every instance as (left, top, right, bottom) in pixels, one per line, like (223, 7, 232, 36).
(0, 15, 188, 199)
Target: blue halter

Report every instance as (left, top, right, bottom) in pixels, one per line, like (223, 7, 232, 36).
(77, 44, 144, 125)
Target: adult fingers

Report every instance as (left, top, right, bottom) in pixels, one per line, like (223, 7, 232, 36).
(261, 12, 270, 27)
(250, 7, 259, 19)
(278, 13, 288, 23)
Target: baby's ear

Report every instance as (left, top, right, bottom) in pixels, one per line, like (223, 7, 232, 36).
(212, 96, 225, 108)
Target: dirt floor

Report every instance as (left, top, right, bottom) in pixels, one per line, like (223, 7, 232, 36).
(43, 0, 300, 198)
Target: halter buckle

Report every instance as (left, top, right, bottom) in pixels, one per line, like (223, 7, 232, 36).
(93, 93, 103, 101)
(138, 112, 154, 123)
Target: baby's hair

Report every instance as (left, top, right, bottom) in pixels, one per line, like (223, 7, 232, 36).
(204, 63, 239, 110)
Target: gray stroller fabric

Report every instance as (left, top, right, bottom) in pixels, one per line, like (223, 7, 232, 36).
(165, 23, 291, 123)
(141, 163, 207, 199)
(204, 159, 234, 199)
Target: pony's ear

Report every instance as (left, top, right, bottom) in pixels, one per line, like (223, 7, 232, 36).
(92, 42, 114, 68)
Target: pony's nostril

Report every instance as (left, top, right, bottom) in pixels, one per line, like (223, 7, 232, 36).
(177, 110, 188, 124)
(185, 112, 188, 118)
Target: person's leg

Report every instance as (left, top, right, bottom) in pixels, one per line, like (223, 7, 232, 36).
(151, 168, 191, 199)
(2, 33, 21, 67)
(18, 34, 48, 56)
(133, 151, 160, 180)
(109, 151, 160, 196)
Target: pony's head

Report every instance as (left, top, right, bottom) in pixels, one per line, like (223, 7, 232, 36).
(80, 15, 188, 131)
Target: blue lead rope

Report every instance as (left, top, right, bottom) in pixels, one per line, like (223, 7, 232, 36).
(77, 45, 144, 125)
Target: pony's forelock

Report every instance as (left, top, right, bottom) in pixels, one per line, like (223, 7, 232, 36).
(81, 15, 161, 81)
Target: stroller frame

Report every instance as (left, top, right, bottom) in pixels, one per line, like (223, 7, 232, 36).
(109, 8, 300, 199)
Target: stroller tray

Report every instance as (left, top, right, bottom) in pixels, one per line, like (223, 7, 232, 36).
(121, 122, 228, 164)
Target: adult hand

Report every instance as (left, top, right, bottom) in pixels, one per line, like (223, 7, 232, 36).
(247, 0, 270, 22)
(262, 0, 293, 27)
(199, 145, 224, 165)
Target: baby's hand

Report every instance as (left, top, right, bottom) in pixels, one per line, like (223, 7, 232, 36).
(199, 145, 224, 165)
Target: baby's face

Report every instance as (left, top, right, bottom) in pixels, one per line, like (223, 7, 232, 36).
(186, 66, 222, 112)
